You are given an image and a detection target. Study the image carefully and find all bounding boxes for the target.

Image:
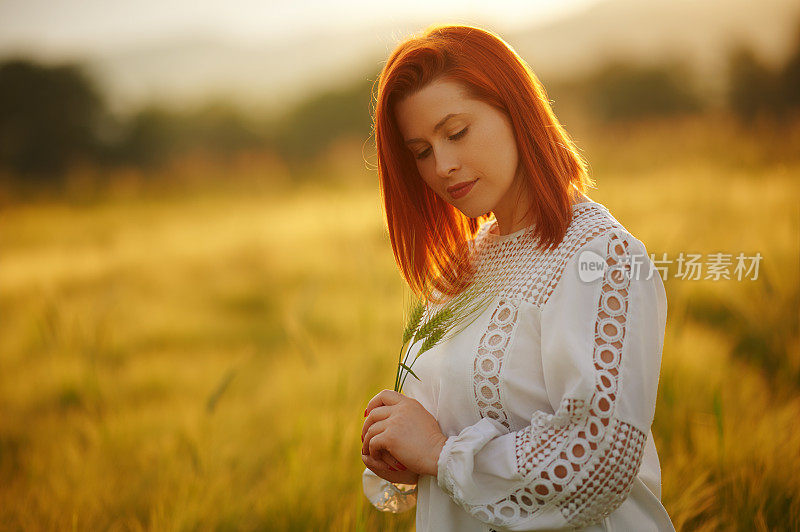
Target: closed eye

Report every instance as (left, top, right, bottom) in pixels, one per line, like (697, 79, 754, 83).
(414, 127, 469, 160)
(448, 127, 468, 141)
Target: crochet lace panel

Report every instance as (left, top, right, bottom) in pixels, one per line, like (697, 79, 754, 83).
(454, 209, 647, 528)
(472, 203, 617, 432)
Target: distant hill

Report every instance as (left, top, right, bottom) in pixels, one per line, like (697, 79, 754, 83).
(2, 0, 797, 117)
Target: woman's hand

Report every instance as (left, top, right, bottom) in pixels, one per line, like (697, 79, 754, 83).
(361, 389, 447, 477)
(361, 449, 420, 485)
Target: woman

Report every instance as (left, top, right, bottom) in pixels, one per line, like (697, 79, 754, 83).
(360, 24, 674, 531)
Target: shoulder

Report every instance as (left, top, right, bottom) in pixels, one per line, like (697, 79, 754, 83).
(537, 202, 650, 306)
(561, 202, 626, 254)
(570, 203, 649, 259)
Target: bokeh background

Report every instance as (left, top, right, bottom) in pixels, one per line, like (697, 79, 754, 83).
(1, 0, 799, 530)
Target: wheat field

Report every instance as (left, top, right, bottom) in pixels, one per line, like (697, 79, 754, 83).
(0, 113, 798, 531)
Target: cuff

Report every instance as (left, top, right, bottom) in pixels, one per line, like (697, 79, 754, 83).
(436, 416, 507, 505)
(362, 467, 417, 513)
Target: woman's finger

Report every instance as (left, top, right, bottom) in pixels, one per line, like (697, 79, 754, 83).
(367, 430, 390, 459)
(361, 445, 405, 474)
(362, 418, 388, 456)
(361, 405, 391, 442)
(380, 450, 407, 471)
(362, 452, 390, 472)
(364, 389, 403, 417)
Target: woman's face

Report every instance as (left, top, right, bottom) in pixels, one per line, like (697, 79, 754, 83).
(394, 77, 529, 230)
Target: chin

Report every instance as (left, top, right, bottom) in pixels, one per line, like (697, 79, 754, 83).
(456, 205, 489, 219)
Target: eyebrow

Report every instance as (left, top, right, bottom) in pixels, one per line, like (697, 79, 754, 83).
(404, 113, 463, 145)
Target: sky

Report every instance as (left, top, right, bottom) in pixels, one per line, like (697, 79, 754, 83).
(0, 0, 602, 57)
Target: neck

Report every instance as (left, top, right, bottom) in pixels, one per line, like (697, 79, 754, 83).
(492, 188, 590, 236)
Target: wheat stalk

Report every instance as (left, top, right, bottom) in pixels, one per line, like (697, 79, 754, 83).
(395, 275, 497, 394)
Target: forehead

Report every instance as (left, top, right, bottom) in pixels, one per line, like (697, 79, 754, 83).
(394, 79, 476, 135)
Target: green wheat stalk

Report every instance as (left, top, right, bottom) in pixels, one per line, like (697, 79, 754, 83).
(395, 276, 497, 394)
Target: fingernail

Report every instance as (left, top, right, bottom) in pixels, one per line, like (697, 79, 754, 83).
(360, 434, 363, 442)
(388, 466, 396, 471)
(363, 409, 367, 417)
(397, 463, 407, 471)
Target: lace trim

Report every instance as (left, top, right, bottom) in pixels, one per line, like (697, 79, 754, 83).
(474, 299, 519, 430)
(472, 204, 618, 305)
(471, 203, 618, 432)
(457, 229, 647, 528)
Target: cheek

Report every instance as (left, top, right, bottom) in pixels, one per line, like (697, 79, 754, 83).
(415, 163, 433, 183)
(495, 123, 520, 176)
(504, 142, 520, 177)
(472, 127, 518, 176)
(416, 167, 441, 194)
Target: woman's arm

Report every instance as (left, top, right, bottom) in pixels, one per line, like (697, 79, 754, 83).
(433, 229, 667, 530)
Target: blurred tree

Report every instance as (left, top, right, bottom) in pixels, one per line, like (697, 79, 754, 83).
(585, 59, 704, 123)
(119, 105, 177, 168)
(726, 46, 782, 124)
(778, 19, 800, 114)
(269, 76, 374, 168)
(0, 59, 107, 179)
(116, 101, 267, 169)
(726, 16, 800, 124)
(181, 101, 264, 156)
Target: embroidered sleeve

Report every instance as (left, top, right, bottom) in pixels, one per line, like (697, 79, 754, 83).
(435, 229, 667, 530)
(362, 467, 417, 513)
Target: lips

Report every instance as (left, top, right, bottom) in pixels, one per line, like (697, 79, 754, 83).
(447, 180, 477, 199)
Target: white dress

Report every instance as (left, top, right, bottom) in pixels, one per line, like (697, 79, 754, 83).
(362, 201, 675, 531)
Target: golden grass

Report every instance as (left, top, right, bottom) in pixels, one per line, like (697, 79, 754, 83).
(0, 115, 798, 530)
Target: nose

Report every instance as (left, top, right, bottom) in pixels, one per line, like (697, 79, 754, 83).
(435, 145, 460, 179)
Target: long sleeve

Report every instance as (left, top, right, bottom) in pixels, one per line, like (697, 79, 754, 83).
(362, 467, 418, 513)
(435, 228, 667, 530)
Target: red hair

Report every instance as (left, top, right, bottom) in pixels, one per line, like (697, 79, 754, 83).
(371, 24, 595, 301)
